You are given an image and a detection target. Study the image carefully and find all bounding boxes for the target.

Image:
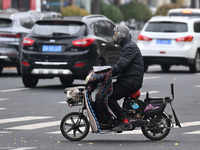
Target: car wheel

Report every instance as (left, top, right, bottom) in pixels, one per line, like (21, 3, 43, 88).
(22, 75, 38, 87)
(0, 66, 3, 74)
(189, 51, 200, 73)
(60, 76, 74, 87)
(161, 65, 170, 72)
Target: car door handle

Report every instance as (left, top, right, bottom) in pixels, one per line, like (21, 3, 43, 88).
(102, 43, 106, 46)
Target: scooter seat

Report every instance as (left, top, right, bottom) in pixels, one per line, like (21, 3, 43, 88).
(130, 90, 141, 99)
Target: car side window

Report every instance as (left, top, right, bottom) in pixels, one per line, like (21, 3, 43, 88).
(94, 21, 109, 37)
(194, 22, 200, 33)
(19, 17, 34, 29)
(104, 21, 115, 37)
(0, 19, 12, 28)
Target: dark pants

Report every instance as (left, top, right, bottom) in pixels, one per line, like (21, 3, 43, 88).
(108, 81, 140, 122)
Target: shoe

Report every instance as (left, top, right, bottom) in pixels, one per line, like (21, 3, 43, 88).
(105, 118, 114, 126)
(112, 122, 132, 131)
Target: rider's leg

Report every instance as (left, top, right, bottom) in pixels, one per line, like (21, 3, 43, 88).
(108, 82, 133, 131)
(108, 81, 141, 131)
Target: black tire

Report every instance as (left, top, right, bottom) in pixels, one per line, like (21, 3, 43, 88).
(59, 76, 74, 87)
(189, 50, 200, 73)
(60, 112, 89, 141)
(161, 65, 170, 72)
(141, 113, 171, 141)
(0, 66, 3, 74)
(22, 75, 38, 87)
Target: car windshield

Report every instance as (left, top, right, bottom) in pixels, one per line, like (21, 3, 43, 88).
(31, 21, 85, 36)
(0, 19, 12, 28)
(145, 22, 188, 32)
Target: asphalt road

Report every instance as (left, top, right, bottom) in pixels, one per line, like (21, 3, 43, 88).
(0, 65, 200, 150)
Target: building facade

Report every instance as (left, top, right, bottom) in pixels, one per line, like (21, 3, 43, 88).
(0, 0, 199, 13)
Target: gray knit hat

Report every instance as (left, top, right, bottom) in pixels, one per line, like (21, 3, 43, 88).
(113, 25, 130, 44)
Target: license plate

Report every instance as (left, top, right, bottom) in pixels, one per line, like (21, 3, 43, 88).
(42, 45, 62, 52)
(156, 39, 171, 44)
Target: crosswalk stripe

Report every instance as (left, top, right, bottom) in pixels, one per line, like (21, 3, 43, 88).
(183, 130, 200, 134)
(141, 91, 159, 95)
(0, 131, 11, 134)
(0, 108, 6, 110)
(47, 121, 200, 135)
(113, 130, 142, 134)
(194, 85, 200, 88)
(0, 147, 37, 150)
(0, 98, 9, 101)
(46, 131, 61, 134)
(144, 76, 161, 80)
(5, 121, 60, 130)
(47, 129, 143, 135)
(180, 121, 200, 127)
(0, 88, 30, 93)
(0, 116, 53, 124)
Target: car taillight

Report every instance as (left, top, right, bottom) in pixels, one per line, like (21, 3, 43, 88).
(181, 9, 192, 14)
(23, 37, 34, 46)
(72, 38, 95, 47)
(74, 62, 86, 67)
(22, 61, 30, 66)
(138, 34, 152, 41)
(176, 35, 193, 42)
(0, 33, 21, 38)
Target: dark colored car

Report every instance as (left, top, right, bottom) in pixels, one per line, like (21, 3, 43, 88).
(21, 15, 121, 87)
(0, 11, 61, 74)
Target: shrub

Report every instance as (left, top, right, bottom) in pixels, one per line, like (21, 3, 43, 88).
(119, 1, 152, 21)
(61, 5, 90, 16)
(100, 3, 124, 23)
(155, 3, 179, 16)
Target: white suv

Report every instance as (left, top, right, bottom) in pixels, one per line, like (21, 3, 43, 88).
(137, 16, 200, 72)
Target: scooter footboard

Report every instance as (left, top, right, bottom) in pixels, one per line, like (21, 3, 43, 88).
(84, 90, 101, 133)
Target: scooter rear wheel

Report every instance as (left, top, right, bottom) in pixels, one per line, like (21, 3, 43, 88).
(60, 112, 89, 141)
(141, 113, 171, 140)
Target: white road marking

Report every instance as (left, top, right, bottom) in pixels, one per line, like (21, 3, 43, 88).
(58, 101, 66, 104)
(46, 130, 61, 134)
(0, 116, 53, 124)
(0, 98, 9, 101)
(183, 130, 200, 134)
(48, 120, 200, 135)
(0, 88, 30, 93)
(6, 121, 60, 130)
(0, 108, 6, 110)
(194, 85, 200, 88)
(180, 121, 200, 127)
(144, 76, 161, 80)
(141, 91, 159, 95)
(47, 129, 143, 135)
(0, 147, 37, 150)
(0, 131, 11, 134)
(114, 130, 142, 134)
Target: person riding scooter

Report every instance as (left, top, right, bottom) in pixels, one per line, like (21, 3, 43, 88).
(108, 25, 144, 131)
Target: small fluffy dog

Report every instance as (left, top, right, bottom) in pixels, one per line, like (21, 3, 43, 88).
(64, 86, 85, 107)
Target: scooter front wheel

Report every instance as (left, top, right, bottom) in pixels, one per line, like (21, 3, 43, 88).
(60, 112, 89, 141)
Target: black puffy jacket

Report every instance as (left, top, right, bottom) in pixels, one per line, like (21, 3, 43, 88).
(112, 36, 144, 87)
